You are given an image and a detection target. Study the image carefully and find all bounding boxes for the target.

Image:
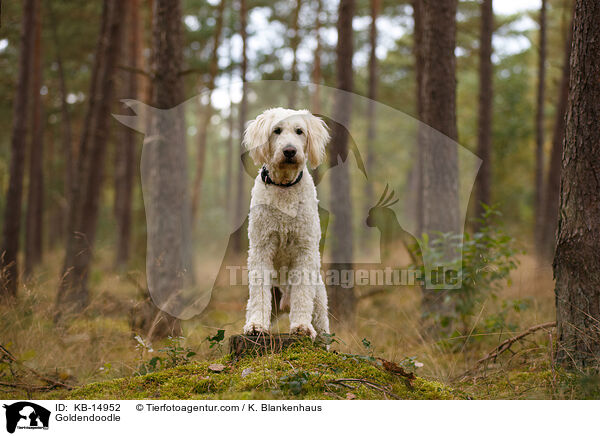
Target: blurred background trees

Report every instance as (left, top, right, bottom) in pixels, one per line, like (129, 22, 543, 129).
(1, 0, 598, 372)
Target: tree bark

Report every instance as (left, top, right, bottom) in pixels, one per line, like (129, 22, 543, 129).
(25, 1, 45, 276)
(233, 0, 249, 253)
(309, 0, 323, 183)
(364, 0, 379, 222)
(420, 0, 459, 233)
(0, 0, 37, 298)
(534, 0, 547, 248)
(46, 1, 75, 242)
(288, 0, 302, 108)
(419, 0, 459, 316)
(475, 0, 493, 223)
(554, 0, 600, 369)
(310, 0, 323, 113)
(190, 0, 226, 220)
(328, 0, 356, 324)
(56, 0, 124, 313)
(412, 0, 424, 235)
(114, 0, 140, 269)
(137, 0, 189, 338)
(225, 67, 235, 212)
(47, 0, 74, 240)
(541, 9, 574, 260)
(224, 7, 236, 213)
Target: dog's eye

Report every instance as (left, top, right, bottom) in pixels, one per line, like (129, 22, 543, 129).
(295, 128, 303, 135)
(273, 127, 282, 135)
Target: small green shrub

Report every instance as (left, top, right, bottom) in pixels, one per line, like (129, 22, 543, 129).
(420, 205, 523, 336)
(135, 336, 196, 375)
(206, 329, 226, 350)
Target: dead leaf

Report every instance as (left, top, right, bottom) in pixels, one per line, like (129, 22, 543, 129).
(346, 393, 356, 400)
(241, 368, 253, 378)
(378, 358, 415, 380)
(208, 363, 226, 372)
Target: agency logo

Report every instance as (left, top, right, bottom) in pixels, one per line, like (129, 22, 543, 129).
(2, 402, 50, 434)
(113, 80, 481, 319)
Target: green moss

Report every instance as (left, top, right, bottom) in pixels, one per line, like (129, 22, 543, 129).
(457, 367, 600, 400)
(43, 343, 460, 400)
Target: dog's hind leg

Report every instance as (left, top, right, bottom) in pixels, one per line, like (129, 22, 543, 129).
(312, 281, 330, 336)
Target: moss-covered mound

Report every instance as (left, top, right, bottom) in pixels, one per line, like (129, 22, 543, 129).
(47, 343, 460, 400)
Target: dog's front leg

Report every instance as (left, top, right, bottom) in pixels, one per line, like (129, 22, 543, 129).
(288, 255, 319, 339)
(244, 245, 276, 335)
(312, 281, 330, 336)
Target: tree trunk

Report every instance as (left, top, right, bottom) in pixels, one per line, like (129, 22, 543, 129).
(420, 0, 458, 220)
(311, 0, 323, 111)
(363, 0, 379, 225)
(0, 0, 37, 298)
(47, 0, 74, 240)
(534, 0, 547, 249)
(190, 0, 226, 220)
(56, 0, 124, 313)
(328, 0, 356, 325)
(138, 0, 189, 338)
(224, 9, 236, 214)
(541, 9, 574, 260)
(412, 0, 424, 234)
(233, 0, 248, 253)
(554, 0, 600, 369)
(226, 74, 235, 212)
(419, 0, 459, 316)
(288, 0, 302, 108)
(25, 2, 45, 277)
(114, 0, 140, 269)
(310, 0, 323, 183)
(475, 0, 493, 223)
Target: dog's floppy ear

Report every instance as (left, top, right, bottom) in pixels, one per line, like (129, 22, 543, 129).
(305, 114, 330, 168)
(243, 112, 271, 165)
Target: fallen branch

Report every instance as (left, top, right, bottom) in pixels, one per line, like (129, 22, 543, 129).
(0, 344, 73, 390)
(457, 321, 557, 381)
(476, 321, 556, 367)
(327, 378, 401, 399)
(0, 381, 64, 392)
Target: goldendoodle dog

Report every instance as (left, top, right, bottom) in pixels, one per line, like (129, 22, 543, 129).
(242, 107, 330, 339)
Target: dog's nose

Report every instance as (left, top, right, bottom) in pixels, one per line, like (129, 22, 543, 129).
(283, 146, 296, 158)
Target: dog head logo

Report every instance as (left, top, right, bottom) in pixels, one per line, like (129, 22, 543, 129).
(3, 402, 50, 434)
(113, 80, 480, 319)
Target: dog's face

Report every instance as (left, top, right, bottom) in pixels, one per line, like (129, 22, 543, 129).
(243, 108, 330, 183)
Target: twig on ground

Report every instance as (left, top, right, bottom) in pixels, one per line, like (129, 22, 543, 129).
(0, 344, 73, 390)
(459, 321, 556, 379)
(0, 381, 63, 392)
(327, 378, 401, 399)
(476, 322, 556, 366)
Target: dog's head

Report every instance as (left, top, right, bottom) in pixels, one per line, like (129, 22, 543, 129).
(243, 108, 330, 183)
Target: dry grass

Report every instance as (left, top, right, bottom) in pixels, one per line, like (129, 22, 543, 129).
(1, 249, 581, 399)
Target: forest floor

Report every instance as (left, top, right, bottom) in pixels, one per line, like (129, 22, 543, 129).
(1, 249, 599, 400)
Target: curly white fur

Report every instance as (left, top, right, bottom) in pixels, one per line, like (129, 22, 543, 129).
(242, 108, 330, 339)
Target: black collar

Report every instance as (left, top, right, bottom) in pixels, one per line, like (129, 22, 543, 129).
(261, 166, 303, 187)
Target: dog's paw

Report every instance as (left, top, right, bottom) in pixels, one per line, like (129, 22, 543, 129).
(290, 323, 317, 340)
(243, 322, 270, 336)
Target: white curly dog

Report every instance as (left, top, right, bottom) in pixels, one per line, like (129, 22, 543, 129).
(242, 107, 331, 340)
